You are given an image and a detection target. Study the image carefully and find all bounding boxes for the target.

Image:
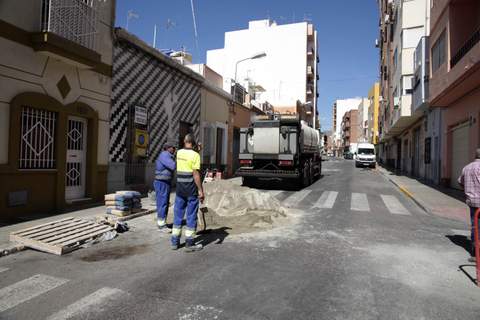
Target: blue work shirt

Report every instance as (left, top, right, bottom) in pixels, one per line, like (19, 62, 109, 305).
(155, 150, 176, 183)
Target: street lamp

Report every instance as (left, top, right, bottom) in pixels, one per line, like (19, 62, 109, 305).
(232, 52, 267, 105)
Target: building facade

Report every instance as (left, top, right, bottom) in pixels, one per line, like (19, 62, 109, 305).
(357, 98, 370, 143)
(367, 83, 380, 144)
(332, 98, 363, 156)
(341, 109, 359, 154)
(0, 0, 115, 219)
(206, 19, 319, 128)
(429, 0, 480, 189)
(109, 29, 202, 192)
(377, 0, 431, 173)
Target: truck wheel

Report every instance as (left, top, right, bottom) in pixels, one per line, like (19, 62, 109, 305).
(309, 160, 314, 184)
(242, 177, 256, 187)
(302, 162, 310, 187)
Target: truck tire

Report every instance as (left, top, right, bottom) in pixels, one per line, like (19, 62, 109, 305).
(242, 177, 256, 187)
(300, 161, 310, 188)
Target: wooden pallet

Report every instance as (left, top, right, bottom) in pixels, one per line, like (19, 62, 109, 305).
(10, 217, 114, 255)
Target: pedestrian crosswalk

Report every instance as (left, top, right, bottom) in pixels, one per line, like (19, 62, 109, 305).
(267, 189, 414, 216)
(0, 271, 125, 318)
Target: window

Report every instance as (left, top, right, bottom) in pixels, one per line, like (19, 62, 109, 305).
(432, 31, 446, 73)
(19, 106, 57, 169)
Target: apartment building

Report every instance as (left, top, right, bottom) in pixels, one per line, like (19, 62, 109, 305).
(342, 109, 360, 154)
(331, 98, 363, 156)
(357, 98, 370, 143)
(429, 0, 480, 189)
(377, 0, 431, 173)
(0, 0, 115, 219)
(206, 19, 319, 128)
(367, 83, 380, 144)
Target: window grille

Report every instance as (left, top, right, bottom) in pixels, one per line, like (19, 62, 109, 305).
(41, 0, 98, 51)
(19, 107, 57, 169)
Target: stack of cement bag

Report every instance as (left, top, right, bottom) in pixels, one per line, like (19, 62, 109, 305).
(104, 191, 142, 216)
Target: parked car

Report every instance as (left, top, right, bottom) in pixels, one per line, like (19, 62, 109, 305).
(344, 152, 354, 160)
(355, 143, 376, 168)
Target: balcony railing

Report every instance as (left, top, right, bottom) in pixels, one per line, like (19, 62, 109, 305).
(41, 0, 98, 51)
(451, 27, 480, 68)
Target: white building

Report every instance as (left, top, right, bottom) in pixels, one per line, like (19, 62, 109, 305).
(206, 19, 319, 127)
(332, 98, 363, 143)
(357, 98, 369, 142)
(387, 0, 429, 138)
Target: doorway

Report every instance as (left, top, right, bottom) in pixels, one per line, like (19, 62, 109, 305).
(65, 116, 87, 200)
(215, 127, 224, 167)
(179, 121, 193, 149)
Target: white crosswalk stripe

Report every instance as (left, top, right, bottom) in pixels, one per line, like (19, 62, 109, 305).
(381, 195, 411, 215)
(0, 274, 68, 312)
(282, 189, 312, 207)
(313, 191, 338, 209)
(46, 287, 124, 320)
(351, 193, 370, 211)
(0, 267, 9, 274)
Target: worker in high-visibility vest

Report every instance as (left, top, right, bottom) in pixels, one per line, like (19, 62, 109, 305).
(153, 140, 176, 231)
(171, 134, 205, 251)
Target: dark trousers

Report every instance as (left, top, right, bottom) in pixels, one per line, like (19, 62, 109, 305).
(470, 206, 479, 256)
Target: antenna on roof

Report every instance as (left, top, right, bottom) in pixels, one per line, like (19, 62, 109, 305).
(126, 10, 139, 31)
(190, 0, 199, 51)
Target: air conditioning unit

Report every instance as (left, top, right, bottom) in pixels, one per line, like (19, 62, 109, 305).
(375, 39, 379, 48)
(385, 14, 390, 23)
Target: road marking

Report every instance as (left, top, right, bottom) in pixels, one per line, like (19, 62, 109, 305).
(46, 287, 124, 320)
(0, 267, 8, 274)
(451, 229, 470, 237)
(313, 191, 338, 209)
(381, 195, 411, 215)
(282, 189, 312, 207)
(351, 193, 370, 211)
(322, 169, 341, 172)
(0, 274, 68, 312)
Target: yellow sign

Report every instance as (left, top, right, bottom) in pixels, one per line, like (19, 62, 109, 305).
(135, 129, 148, 148)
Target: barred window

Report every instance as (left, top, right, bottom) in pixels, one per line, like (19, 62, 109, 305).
(19, 107, 57, 169)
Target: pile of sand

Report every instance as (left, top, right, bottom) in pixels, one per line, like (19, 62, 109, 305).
(200, 180, 287, 233)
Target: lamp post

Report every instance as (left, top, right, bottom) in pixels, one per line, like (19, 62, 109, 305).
(232, 52, 267, 105)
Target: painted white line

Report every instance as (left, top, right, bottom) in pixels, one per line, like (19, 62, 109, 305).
(322, 169, 341, 172)
(0, 267, 9, 274)
(351, 193, 370, 211)
(381, 195, 411, 215)
(313, 191, 338, 209)
(451, 229, 470, 237)
(0, 274, 68, 312)
(282, 189, 312, 207)
(46, 287, 124, 320)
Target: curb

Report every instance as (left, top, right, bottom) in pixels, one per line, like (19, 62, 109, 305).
(377, 168, 432, 215)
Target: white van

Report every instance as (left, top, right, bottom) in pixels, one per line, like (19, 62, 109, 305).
(355, 143, 376, 168)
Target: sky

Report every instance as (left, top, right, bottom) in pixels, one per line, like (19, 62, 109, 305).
(115, 0, 380, 131)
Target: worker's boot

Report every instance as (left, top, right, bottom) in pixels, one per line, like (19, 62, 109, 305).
(171, 236, 180, 251)
(185, 238, 203, 252)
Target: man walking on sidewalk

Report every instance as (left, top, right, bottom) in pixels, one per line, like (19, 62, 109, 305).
(171, 134, 205, 252)
(458, 149, 480, 262)
(154, 141, 176, 232)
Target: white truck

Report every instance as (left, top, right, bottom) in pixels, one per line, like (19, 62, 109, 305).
(236, 115, 322, 187)
(354, 142, 376, 168)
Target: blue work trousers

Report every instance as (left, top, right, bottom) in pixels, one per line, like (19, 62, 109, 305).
(154, 180, 171, 221)
(171, 195, 199, 246)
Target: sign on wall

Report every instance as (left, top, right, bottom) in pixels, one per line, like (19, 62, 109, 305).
(134, 106, 148, 125)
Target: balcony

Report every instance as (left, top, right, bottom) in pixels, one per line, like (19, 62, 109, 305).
(451, 27, 480, 68)
(412, 36, 429, 115)
(31, 0, 101, 68)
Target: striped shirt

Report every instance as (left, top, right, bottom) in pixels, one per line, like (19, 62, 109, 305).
(458, 159, 480, 208)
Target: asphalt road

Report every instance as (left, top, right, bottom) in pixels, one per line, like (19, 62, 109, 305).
(1, 158, 480, 320)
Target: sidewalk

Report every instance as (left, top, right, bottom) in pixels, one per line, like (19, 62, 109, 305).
(0, 196, 160, 257)
(378, 166, 470, 224)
